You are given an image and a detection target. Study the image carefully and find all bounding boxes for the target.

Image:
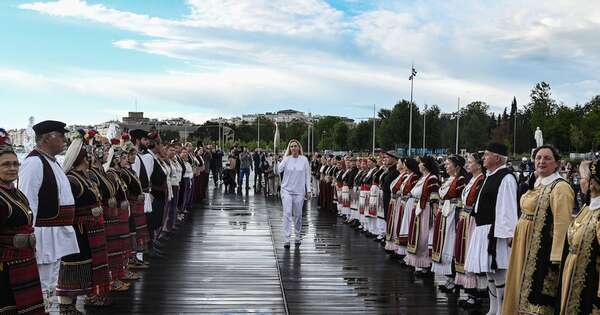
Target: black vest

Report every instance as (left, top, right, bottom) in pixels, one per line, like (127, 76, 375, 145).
(150, 158, 167, 198)
(137, 154, 150, 193)
(474, 167, 515, 226)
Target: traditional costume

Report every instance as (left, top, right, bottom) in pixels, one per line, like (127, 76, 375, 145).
(503, 170, 574, 314)
(465, 143, 518, 315)
(385, 169, 407, 251)
(18, 121, 79, 308)
(379, 152, 400, 240)
(395, 158, 421, 256)
(0, 133, 45, 315)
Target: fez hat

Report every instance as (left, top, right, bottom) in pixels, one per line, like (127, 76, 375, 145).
(486, 143, 508, 157)
(384, 150, 399, 160)
(130, 129, 148, 140)
(33, 120, 68, 135)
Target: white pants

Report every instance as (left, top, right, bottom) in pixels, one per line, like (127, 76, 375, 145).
(38, 261, 60, 294)
(282, 191, 304, 243)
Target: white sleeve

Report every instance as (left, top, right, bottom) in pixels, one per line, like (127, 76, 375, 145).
(305, 157, 311, 194)
(494, 174, 518, 238)
(132, 156, 141, 177)
(277, 156, 288, 174)
(18, 157, 43, 216)
(142, 154, 154, 178)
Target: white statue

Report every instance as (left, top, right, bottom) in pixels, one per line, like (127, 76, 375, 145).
(24, 116, 35, 153)
(534, 126, 543, 147)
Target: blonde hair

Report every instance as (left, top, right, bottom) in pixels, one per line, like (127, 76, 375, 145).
(284, 139, 303, 157)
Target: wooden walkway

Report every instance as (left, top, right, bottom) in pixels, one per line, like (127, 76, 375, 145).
(75, 186, 479, 314)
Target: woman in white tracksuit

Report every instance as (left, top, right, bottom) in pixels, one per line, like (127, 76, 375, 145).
(278, 139, 311, 249)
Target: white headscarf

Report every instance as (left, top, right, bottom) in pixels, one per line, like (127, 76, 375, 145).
(284, 139, 304, 157)
(63, 138, 83, 173)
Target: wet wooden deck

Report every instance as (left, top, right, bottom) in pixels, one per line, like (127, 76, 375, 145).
(76, 185, 480, 314)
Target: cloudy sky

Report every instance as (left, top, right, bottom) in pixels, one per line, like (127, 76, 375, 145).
(1, 0, 599, 129)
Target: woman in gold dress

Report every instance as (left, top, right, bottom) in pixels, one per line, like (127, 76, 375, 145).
(559, 160, 600, 314)
(503, 145, 574, 314)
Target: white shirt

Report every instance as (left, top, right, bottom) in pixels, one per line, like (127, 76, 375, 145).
(19, 152, 79, 264)
(169, 159, 183, 186)
(590, 196, 600, 211)
(278, 155, 311, 195)
(474, 165, 518, 239)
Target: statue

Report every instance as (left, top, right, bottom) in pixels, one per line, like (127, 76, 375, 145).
(24, 116, 35, 153)
(534, 127, 543, 147)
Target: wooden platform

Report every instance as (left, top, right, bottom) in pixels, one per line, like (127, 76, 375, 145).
(74, 186, 481, 314)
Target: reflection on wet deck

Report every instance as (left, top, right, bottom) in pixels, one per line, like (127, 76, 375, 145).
(80, 187, 477, 314)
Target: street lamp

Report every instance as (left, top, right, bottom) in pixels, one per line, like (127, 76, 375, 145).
(456, 97, 460, 155)
(408, 64, 417, 156)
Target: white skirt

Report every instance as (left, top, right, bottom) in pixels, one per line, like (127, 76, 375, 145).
(431, 207, 457, 275)
(464, 224, 510, 273)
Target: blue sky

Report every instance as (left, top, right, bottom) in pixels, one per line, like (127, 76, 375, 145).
(1, 0, 599, 129)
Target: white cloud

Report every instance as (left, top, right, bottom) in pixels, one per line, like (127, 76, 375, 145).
(15, 0, 600, 117)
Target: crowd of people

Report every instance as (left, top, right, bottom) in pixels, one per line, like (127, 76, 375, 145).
(2, 118, 600, 315)
(314, 143, 598, 315)
(0, 121, 213, 314)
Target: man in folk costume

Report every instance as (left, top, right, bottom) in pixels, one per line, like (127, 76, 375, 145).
(385, 158, 408, 252)
(334, 156, 346, 217)
(404, 156, 440, 277)
(379, 151, 400, 242)
(342, 157, 359, 224)
(129, 129, 152, 263)
(18, 120, 79, 311)
(432, 155, 467, 292)
(465, 143, 518, 315)
(317, 156, 328, 208)
(145, 132, 168, 257)
(394, 158, 421, 258)
(324, 156, 337, 212)
(0, 130, 46, 315)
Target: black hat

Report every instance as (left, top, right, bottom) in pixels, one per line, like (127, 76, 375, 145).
(33, 120, 68, 136)
(384, 150, 399, 160)
(485, 142, 508, 157)
(129, 129, 148, 140)
(448, 155, 466, 168)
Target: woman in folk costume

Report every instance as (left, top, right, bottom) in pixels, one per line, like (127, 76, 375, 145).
(455, 152, 487, 309)
(0, 130, 45, 315)
(359, 158, 377, 232)
(103, 138, 135, 291)
(559, 160, 600, 314)
(342, 157, 358, 223)
(404, 156, 440, 276)
(432, 155, 467, 292)
(56, 130, 111, 313)
(317, 156, 328, 208)
(362, 158, 378, 234)
(503, 145, 574, 315)
(385, 158, 408, 252)
(394, 158, 421, 258)
(321, 156, 334, 211)
(371, 157, 387, 238)
(119, 135, 150, 270)
(334, 157, 346, 217)
(277, 139, 311, 249)
(349, 158, 364, 227)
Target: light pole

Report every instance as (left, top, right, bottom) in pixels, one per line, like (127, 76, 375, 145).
(408, 65, 417, 156)
(456, 97, 460, 155)
(257, 115, 260, 149)
(422, 104, 427, 155)
(513, 97, 517, 157)
(372, 104, 376, 156)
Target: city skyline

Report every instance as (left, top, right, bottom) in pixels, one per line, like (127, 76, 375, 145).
(1, 0, 599, 129)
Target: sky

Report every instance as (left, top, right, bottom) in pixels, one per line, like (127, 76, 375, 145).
(1, 0, 599, 129)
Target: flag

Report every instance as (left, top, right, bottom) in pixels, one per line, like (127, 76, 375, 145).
(273, 121, 280, 154)
(409, 67, 417, 80)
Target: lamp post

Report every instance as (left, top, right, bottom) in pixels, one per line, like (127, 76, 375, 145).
(456, 97, 460, 155)
(408, 65, 417, 156)
(422, 104, 427, 155)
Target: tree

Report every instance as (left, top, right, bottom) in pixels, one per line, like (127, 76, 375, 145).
(460, 101, 492, 151)
(569, 124, 585, 152)
(348, 121, 373, 151)
(333, 121, 349, 150)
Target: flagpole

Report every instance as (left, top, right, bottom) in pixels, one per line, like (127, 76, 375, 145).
(456, 97, 460, 155)
(513, 98, 517, 157)
(408, 64, 416, 157)
(422, 104, 427, 155)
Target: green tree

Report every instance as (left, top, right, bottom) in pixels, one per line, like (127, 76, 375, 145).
(460, 101, 492, 151)
(348, 121, 373, 151)
(333, 121, 349, 150)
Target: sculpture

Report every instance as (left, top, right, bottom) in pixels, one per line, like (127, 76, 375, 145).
(534, 127, 543, 147)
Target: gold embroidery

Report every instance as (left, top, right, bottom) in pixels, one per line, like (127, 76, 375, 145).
(519, 180, 560, 314)
(542, 268, 558, 296)
(565, 207, 598, 315)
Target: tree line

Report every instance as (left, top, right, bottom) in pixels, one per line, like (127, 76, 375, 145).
(182, 82, 600, 156)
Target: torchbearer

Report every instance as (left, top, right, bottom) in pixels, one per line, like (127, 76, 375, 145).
(278, 139, 311, 249)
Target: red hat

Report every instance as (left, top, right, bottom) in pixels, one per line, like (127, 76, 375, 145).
(110, 138, 120, 146)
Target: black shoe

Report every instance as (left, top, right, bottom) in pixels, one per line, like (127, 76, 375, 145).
(414, 269, 434, 278)
(295, 240, 301, 247)
(458, 296, 481, 309)
(284, 243, 291, 249)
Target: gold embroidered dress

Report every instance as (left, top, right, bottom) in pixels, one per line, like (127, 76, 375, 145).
(559, 197, 600, 315)
(503, 172, 574, 314)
